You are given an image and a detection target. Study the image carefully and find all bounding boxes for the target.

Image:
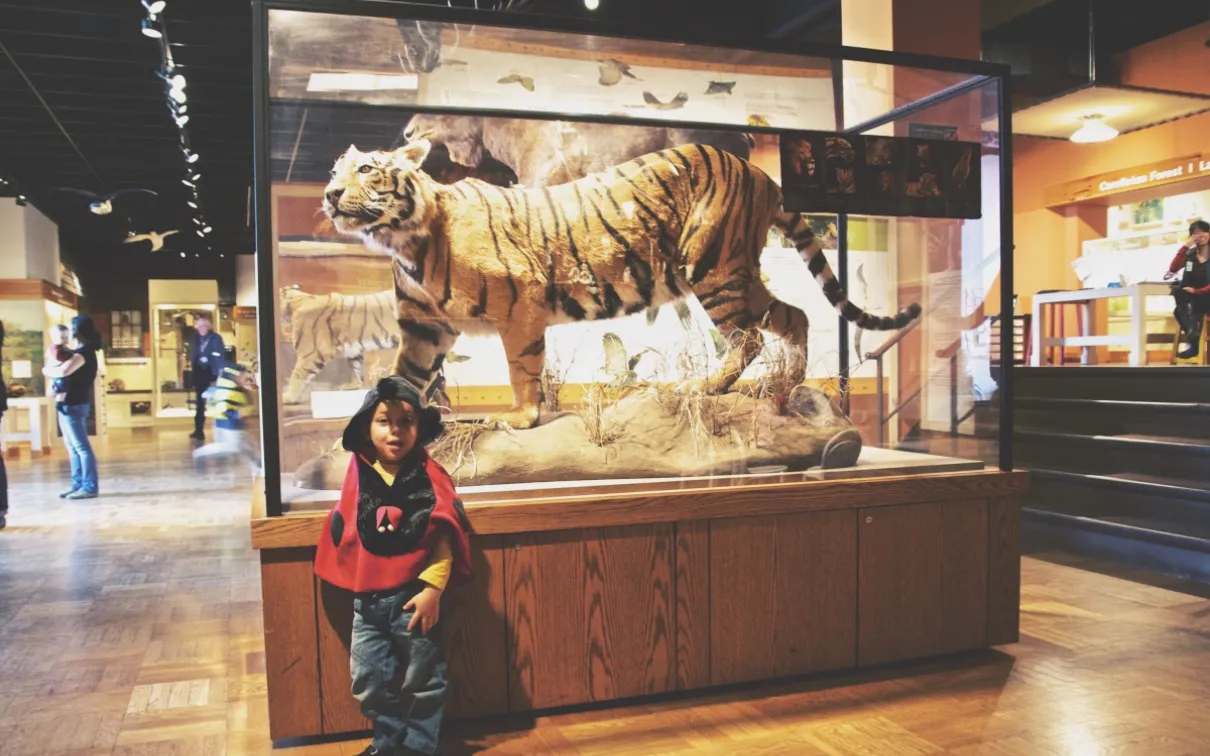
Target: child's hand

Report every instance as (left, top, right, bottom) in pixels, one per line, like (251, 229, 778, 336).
(404, 585, 442, 634)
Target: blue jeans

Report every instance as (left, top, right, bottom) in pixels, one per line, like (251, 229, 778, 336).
(351, 584, 447, 755)
(58, 403, 98, 494)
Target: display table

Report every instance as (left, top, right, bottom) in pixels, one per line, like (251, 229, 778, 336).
(2, 397, 55, 458)
(250, 467, 1027, 742)
(1030, 284, 1172, 367)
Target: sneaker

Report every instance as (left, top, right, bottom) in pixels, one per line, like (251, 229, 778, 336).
(1178, 346, 1200, 360)
(58, 488, 80, 499)
(66, 490, 98, 500)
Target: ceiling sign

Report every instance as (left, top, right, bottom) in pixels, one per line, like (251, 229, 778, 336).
(1045, 154, 1209, 206)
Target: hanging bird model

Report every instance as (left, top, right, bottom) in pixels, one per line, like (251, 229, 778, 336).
(124, 229, 180, 252)
(53, 187, 158, 216)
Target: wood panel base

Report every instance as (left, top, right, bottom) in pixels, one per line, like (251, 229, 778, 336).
(256, 470, 1025, 741)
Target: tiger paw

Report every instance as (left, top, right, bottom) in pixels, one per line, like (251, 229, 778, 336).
(486, 406, 540, 430)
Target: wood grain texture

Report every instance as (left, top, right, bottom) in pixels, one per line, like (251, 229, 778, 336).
(858, 502, 945, 667)
(939, 499, 989, 653)
(710, 510, 858, 685)
(259, 548, 322, 740)
(674, 521, 710, 691)
(252, 469, 1030, 549)
(505, 526, 674, 711)
(445, 537, 509, 720)
(315, 578, 365, 735)
(987, 495, 1023, 646)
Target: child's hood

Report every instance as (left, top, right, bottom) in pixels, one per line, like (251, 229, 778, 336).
(341, 376, 445, 454)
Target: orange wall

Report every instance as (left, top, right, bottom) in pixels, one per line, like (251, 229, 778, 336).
(1012, 110, 1210, 312)
(1012, 19, 1210, 312)
(1115, 21, 1210, 96)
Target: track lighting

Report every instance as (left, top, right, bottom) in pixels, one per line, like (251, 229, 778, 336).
(191, 172, 201, 181)
(203, 225, 212, 233)
(186, 201, 198, 209)
(195, 230, 204, 237)
(141, 19, 162, 38)
(180, 251, 186, 257)
(182, 178, 194, 187)
(169, 88, 187, 105)
(175, 114, 189, 127)
(186, 152, 199, 164)
(170, 74, 186, 90)
(143, 1, 167, 14)
(193, 217, 202, 225)
(15, 195, 28, 206)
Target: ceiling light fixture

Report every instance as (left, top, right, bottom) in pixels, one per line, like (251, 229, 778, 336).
(170, 74, 186, 90)
(203, 225, 212, 233)
(193, 217, 202, 225)
(169, 88, 187, 105)
(1070, 114, 1118, 144)
(191, 172, 201, 181)
(143, 0, 167, 14)
(186, 152, 199, 164)
(141, 18, 162, 38)
(195, 230, 204, 237)
(186, 200, 198, 208)
(180, 251, 186, 258)
(175, 114, 189, 126)
(584, 0, 599, 9)
(182, 178, 194, 187)
(15, 195, 28, 206)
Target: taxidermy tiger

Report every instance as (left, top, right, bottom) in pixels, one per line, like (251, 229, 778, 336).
(323, 139, 921, 428)
(280, 287, 399, 405)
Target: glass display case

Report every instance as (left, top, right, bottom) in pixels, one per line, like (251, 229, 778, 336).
(152, 304, 216, 418)
(253, 1, 1012, 515)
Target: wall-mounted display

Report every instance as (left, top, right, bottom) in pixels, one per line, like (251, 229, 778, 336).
(780, 132, 980, 219)
(255, 3, 1009, 514)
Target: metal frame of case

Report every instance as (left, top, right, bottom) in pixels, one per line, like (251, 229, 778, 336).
(251, 0, 1015, 516)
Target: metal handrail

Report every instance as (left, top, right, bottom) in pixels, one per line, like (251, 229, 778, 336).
(868, 319, 923, 446)
(865, 317, 920, 360)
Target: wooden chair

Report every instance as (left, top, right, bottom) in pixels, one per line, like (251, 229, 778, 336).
(1171, 314, 1210, 366)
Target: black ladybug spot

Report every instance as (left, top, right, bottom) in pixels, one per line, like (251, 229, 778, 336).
(330, 510, 345, 546)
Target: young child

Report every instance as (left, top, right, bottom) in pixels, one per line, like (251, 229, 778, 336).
(315, 377, 472, 756)
(47, 325, 73, 404)
(192, 363, 258, 471)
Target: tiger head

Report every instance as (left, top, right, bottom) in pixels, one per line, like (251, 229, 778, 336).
(403, 114, 485, 168)
(323, 140, 434, 252)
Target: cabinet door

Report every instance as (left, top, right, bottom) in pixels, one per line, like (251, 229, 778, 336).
(710, 510, 858, 685)
(858, 500, 988, 666)
(504, 525, 675, 711)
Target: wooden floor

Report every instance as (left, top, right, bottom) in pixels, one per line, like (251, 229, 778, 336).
(3, 431, 1210, 755)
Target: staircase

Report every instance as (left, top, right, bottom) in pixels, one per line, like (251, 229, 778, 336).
(1015, 367, 1210, 582)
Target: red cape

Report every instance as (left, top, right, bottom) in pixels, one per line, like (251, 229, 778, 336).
(314, 452, 473, 593)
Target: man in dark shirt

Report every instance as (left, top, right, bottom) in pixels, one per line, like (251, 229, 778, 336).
(189, 314, 226, 440)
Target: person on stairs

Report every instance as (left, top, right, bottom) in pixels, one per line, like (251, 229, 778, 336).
(1165, 220, 1210, 360)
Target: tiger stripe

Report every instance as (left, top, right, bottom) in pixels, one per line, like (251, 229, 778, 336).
(323, 140, 921, 427)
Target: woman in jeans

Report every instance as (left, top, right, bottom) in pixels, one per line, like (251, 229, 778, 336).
(43, 315, 101, 499)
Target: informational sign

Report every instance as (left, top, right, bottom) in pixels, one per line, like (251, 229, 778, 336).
(780, 131, 981, 219)
(1044, 154, 1209, 207)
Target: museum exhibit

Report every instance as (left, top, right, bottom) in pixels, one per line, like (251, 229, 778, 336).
(3, 0, 1210, 753)
(247, 0, 1024, 742)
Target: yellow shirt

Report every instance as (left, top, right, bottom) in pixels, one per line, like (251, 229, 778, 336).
(372, 461, 452, 591)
